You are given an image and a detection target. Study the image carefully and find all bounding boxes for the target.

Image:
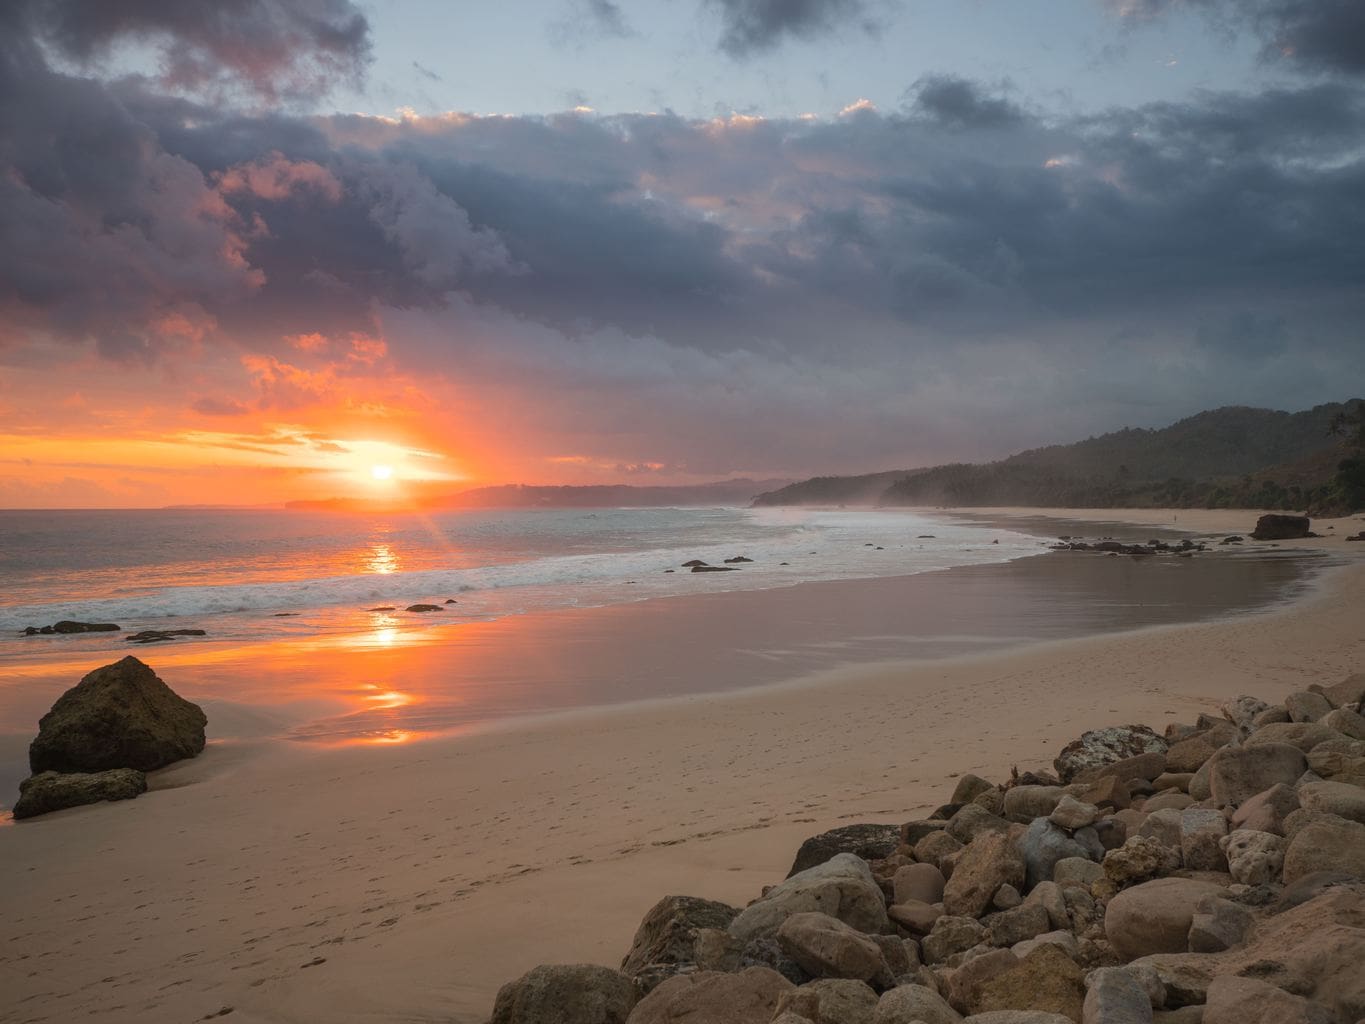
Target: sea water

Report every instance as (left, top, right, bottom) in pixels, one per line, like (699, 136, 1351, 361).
(0, 506, 1049, 644)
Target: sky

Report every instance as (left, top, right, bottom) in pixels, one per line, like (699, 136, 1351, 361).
(1, 0, 1363, 508)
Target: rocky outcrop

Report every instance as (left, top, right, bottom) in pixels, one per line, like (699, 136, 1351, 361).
(11, 768, 146, 819)
(488, 671, 1365, 1024)
(13, 656, 206, 819)
(1249, 514, 1311, 540)
(23, 620, 120, 635)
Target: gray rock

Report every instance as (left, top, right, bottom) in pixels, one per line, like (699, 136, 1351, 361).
(894, 863, 946, 906)
(777, 912, 885, 982)
(490, 964, 636, 1024)
(775, 978, 879, 1024)
(11, 768, 146, 819)
(1083, 967, 1154, 1024)
(626, 966, 793, 1024)
(1219, 829, 1286, 885)
(1179, 808, 1229, 871)
(621, 896, 740, 979)
(1020, 818, 1094, 889)
(27, 656, 206, 774)
(729, 853, 890, 941)
(1207, 743, 1308, 808)
(789, 824, 904, 877)
(872, 984, 962, 1024)
(1056, 726, 1167, 783)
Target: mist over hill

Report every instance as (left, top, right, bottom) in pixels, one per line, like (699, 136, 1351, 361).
(754, 402, 1364, 512)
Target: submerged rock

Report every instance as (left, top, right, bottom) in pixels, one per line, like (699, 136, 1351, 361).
(125, 629, 207, 644)
(23, 620, 121, 635)
(405, 603, 443, 612)
(28, 656, 206, 774)
(12, 768, 146, 819)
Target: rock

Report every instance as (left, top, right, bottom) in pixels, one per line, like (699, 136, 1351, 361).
(789, 824, 904, 877)
(1201, 975, 1333, 1024)
(1282, 815, 1365, 883)
(680, 560, 708, 568)
(1052, 858, 1104, 889)
(949, 804, 1012, 844)
(366, 606, 396, 611)
(894, 863, 947, 906)
(691, 565, 737, 572)
(24, 620, 122, 635)
(1274, 870, 1360, 910)
(902, 819, 949, 845)
(1322, 706, 1365, 740)
(1244, 722, 1336, 753)
(871, 984, 962, 1024)
(1207, 743, 1307, 808)
(1074, 751, 1169, 788)
(125, 629, 208, 644)
(737, 936, 807, 984)
(621, 896, 739, 978)
(775, 978, 879, 1024)
(1297, 780, 1365, 824)
(944, 831, 1026, 919)
(1022, 881, 1070, 931)
(1004, 786, 1067, 822)
(1083, 967, 1154, 1024)
(1050, 795, 1101, 830)
(1021, 818, 1094, 889)
(888, 900, 942, 935)
(1093, 816, 1127, 851)
(1011, 931, 1079, 960)
(1219, 829, 1286, 885)
(723, 555, 753, 563)
(1180, 808, 1229, 871)
(729, 853, 890, 942)
(1309, 672, 1365, 709)
(1187, 896, 1253, 953)
(970, 944, 1085, 1022)
(871, 933, 919, 979)
(1249, 514, 1310, 540)
(1056, 727, 1167, 784)
(1229, 783, 1299, 835)
(1251, 706, 1291, 727)
(405, 603, 444, 612)
(11, 768, 146, 819)
(1307, 739, 1365, 782)
(1221, 695, 1270, 731)
(1104, 878, 1227, 959)
(953, 774, 997, 805)
(922, 916, 987, 964)
(962, 1014, 1073, 1024)
(1165, 725, 1237, 773)
(1188, 759, 1213, 802)
(984, 903, 1051, 947)
(1141, 792, 1194, 813)
(1075, 775, 1131, 811)
(1284, 690, 1333, 724)
(1138, 808, 1183, 855)
(777, 912, 885, 982)
(916, 831, 966, 874)
(945, 948, 1019, 1014)
(28, 656, 207, 774)
(489, 964, 636, 1024)
(626, 966, 792, 1024)
(992, 883, 1022, 910)
(1103, 836, 1182, 889)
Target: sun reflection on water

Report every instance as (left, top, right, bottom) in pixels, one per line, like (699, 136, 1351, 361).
(366, 542, 399, 575)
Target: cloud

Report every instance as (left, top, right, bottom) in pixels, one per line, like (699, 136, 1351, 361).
(907, 75, 1025, 129)
(22, 0, 372, 102)
(705, 0, 885, 57)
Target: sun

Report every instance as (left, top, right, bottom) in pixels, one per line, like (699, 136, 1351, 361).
(370, 464, 393, 481)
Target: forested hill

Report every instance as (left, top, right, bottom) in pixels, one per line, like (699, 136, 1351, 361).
(752, 401, 1363, 511)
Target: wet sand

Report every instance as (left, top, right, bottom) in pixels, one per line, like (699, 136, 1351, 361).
(0, 508, 1361, 1023)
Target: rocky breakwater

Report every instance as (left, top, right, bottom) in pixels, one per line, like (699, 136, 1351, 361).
(11, 655, 207, 820)
(486, 672, 1365, 1024)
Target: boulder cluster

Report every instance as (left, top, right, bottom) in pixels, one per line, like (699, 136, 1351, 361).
(487, 673, 1365, 1024)
(12, 656, 207, 819)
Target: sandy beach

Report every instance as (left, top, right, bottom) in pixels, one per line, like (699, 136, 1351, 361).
(1, 508, 1362, 1024)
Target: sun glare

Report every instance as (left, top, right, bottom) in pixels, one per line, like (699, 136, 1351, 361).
(370, 464, 393, 481)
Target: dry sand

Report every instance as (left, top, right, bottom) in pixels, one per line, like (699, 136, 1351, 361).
(1, 508, 1362, 1024)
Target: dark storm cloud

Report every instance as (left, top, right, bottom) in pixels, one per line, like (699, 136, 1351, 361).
(907, 75, 1026, 129)
(24, 0, 372, 101)
(705, 0, 884, 57)
(1108, 0, 1365, 77)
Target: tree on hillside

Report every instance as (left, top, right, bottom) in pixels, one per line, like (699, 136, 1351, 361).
(1327, 400, 1365, 512)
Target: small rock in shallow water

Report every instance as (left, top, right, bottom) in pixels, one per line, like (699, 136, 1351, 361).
(405, 604, 443, 612)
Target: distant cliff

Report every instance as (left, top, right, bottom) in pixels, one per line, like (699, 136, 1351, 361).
(753, 401, 1364, 512)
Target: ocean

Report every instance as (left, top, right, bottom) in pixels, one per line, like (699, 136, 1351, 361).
(0, 506, 1049, 643)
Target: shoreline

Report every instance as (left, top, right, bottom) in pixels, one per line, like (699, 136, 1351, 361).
(0, 508, 1361, 1023)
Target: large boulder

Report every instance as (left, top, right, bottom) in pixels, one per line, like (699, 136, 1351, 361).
(1207, 743, 1307, 808)
(788, 824, 903, 877)
(729, 853, 889, 941)
(1020, 818, 1093, 889)
(1282, 816, 1365, 883)
(776, 912, 885, 982)
(943, 830, 1025, 918)
(1104, 877, 1227, 959)
(28, 656, 206, 774)
(621, 896, 739, 978)
(489, 964, 636, 1024)
(1297, 781, 1365, 825)
(969, 944, 1085, 1022)
(1309, 673, 1365, 709)
(11, 768, 146, 819)
(626, 967, 792, 1024)
(893, 863, 946, 905)
(1249, 514, 1310, 540)
(1229, 783, 1299, 835)
(1055, 726, 1167, 783)
(871, 984, 961, 1024)
(1201, 975, 1333, 1024)
(1082, 967, 1154, 1024)
(775, 978, 879, 1024)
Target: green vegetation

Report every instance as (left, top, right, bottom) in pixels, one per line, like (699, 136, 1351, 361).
(753, 401, 1365, 513)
